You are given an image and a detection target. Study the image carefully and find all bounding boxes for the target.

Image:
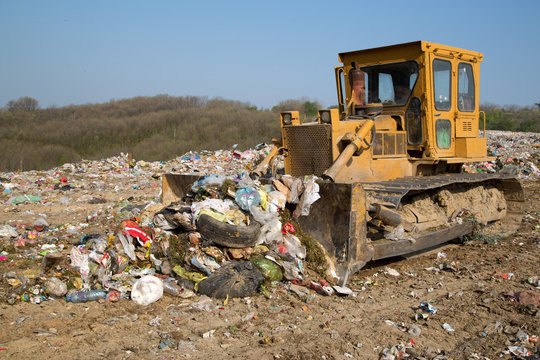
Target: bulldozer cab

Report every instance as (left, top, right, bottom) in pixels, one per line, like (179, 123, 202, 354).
(335, 41, 484, 160)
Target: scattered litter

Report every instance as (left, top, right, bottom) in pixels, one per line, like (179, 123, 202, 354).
(384, 267, 400, 277)
(442, 323, 455, 332)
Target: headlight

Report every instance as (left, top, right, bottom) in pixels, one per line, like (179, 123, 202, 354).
(321, 111, 331, 123)
(282, 113, 292, 125)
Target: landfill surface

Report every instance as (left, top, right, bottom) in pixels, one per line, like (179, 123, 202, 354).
(0, 130, 539, 359)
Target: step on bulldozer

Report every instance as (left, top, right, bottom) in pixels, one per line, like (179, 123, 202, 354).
(163, 41, 524, 285)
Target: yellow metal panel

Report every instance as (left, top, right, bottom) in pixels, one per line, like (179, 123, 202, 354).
(455, 138, 487, 158)
(334, 158, 413, 183)
(455, 115, 478, 137)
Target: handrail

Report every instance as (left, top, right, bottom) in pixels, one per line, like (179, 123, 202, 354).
(479, 111, 486, 138)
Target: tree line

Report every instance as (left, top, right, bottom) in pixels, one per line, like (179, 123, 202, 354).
(0, 95, 322, 171)
(1, 96, 538, 171)
(481, 103, 540, 133)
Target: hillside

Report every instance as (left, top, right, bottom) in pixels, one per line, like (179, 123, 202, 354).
(0, 95, 283, 171)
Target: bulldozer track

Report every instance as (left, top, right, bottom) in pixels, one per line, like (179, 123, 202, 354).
(363, 173, 522, 209)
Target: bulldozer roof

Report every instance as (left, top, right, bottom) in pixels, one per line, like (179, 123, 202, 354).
(338, 40, 483, 63)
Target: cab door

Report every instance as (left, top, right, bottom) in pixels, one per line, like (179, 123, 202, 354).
(429, 56, 455, 157)
(455, 61, 478, 138)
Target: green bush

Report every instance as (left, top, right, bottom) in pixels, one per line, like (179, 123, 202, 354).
(482, 103, 540, 132)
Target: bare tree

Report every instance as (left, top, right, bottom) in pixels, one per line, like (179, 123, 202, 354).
(6, 96, 40, 111)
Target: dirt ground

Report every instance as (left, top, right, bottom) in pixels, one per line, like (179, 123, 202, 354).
(0, 176, 538, 359)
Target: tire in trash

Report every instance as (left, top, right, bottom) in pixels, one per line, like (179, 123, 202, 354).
(197, 261, 264, 299)
(196, 214, 260, 248)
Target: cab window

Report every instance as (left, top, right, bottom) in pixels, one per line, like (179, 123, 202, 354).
(458, 62, 475, 112)
(360, 61, 418, 106)
(433, 59, 451, 111)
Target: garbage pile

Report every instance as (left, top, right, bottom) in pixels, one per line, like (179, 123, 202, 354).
(1, 129, 538, 307)
(0, 147, 345, 307)
(463, 130, 540, 178)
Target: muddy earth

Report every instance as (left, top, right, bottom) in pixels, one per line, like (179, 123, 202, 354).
(0, 157, 538, 359)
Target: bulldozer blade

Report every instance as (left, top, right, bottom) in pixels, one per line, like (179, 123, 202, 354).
(295, 182, 373, 286)
(161, 174, 205, 205)
(295, 173, 524, 286)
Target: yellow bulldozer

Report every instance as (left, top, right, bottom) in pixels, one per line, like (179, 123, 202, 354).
(163, 41, 524, 285)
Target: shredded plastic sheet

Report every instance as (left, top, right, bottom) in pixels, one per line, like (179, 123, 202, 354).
(293, 177, 320, 217)
(191, 198, 231, 221)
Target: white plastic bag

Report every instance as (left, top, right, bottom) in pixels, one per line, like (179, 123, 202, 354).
(200, 174, 227, 187)
(236, 172, 256, 188)
(282, 233, 306, 259)
(294, 178, 320, 217)
(250, 205, 278, 225)
(191, 198, 231, 221)
(257, 218, 282, 245)
(131, 275, 163, 306)
(0, 225, 18, 238)
(70, 247, 90, 280)
(267, 191, 286, 212)
(117, 232, 136, 261)
(288, 178, 304, 204)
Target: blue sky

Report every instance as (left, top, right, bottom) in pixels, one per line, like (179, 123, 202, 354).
(1, 0, 538, 109)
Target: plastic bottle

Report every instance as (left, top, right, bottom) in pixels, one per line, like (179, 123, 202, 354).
(66, 289, 108, 303)
(162, 279, 185, 297)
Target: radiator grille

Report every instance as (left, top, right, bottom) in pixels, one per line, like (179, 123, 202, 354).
(373, 132, 406, 156)
(284, 124, 332, 177)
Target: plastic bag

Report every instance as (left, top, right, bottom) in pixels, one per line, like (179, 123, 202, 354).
(235, 187, 261, 211)
(70, 247, 90, 280)
(191, 198, 231, 221)
(384, 225, 415, 243)
(34, 218, 49, 230)
(258, 189, 268, 210)
(294, 178, 320, 217)
(236, 172, 256, 188)
(131, 275, 163, 306)
(0, 225, 18, 238)
(257, 218, 282, 246)
(45, 277, 68, 297)
(250, 205, 278, 225)
(117, 232, 136, 261)
(265, 254, 303, 281)
(281, 233, 306, 259)
(200, 174, 227, 187)
(190, 252, 221, 275)
(91, 237, 108, 253)
(267, 191, 286, 212)
(153, 213, 175, 230)
(288, 178, 305, 204)
(251, 257, 283, 282)
(198, 209, 227, 223)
